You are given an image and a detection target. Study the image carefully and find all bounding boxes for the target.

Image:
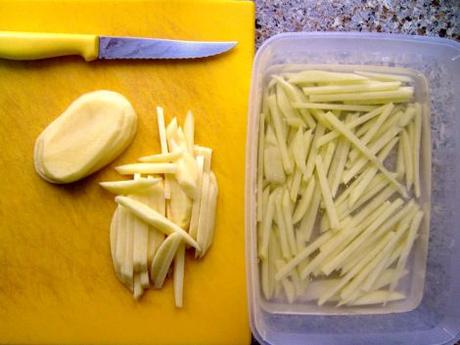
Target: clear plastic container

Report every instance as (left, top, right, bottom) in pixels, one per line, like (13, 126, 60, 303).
(245, 32, 460, 345)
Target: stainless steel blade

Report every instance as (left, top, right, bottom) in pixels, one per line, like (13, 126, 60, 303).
(98, 36, 237, 59)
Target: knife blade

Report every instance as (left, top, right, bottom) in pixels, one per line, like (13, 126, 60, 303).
(0, 31, 237, 61)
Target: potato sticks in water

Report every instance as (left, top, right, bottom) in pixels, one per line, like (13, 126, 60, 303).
(257, 69, 426, 307)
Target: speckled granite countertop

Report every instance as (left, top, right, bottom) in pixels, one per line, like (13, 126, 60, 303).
(255, 0, 459, 48)
(252, 2, 459, 345)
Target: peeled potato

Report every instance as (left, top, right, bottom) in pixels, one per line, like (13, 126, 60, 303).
(34, 90, 137, 183)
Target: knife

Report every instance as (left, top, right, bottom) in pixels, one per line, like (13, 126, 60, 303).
(0, 31, 237, 61)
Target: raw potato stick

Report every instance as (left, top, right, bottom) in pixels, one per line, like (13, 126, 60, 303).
(304, 124, 325, 180)
(274, 192, 291, 259)
(282, 189, 297, 256)
(315, 156, 339, 229)
(259, 191, 277, 259)
(290, 169, 302, 202)
(100, 178, 161, 195)
(203, 172, 219, 254)
(303, 81, 401, 95)
(173, 242, 185, 308)
(156, 106, 170, 199)
(413, 104, 422, 197)
(188, 156, 205, 237)
(401, 129, 413, 190)
(257, 112, 266, 222)
(273, 75, 316, 128)
(298, 182, 321, 241)
(330, 136, 352, 197)
(389, 210, 424, 295)
(268, 95, 294, 174)
(275, 260, 296, 303)
(116, 163, 177, 175)
(354, 71, 412, 83)
(292, 177, 316, 224)
(150, 233, 182, 288)
(183, 110, 194, 153)
(293, 102, 377, 112)
(195, 172, 210, 255)
(309, 87, 413, 103)
(122, 212, 135, 287)
(292, 127, 307, 173)
(132, 212, 149, 272)
(397, 138, 405, 179)
(133, 273, 143, 300)
(276, 83, 301, 122)
(288, 70, 368, 84)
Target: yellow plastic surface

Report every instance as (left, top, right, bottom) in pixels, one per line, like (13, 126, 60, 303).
(0, 0, 254, 344)
(0, 31, 99, 61)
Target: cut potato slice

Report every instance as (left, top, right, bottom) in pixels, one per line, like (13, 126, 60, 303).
(315, 156, 339, 230)
(304, 124, 325, 180)
(281, 189, 297, 256)
(195, 172, 210, 255)
(350, 290, 405, 306)
(110, 206, 122, 280)
(132, 209, 149, 272)
(354, 71, 412, 83)
(202, 172, 219, 255)
(274, 192, 291, 259)
(184, 110, 195, 154)
(273, 75, 316, 128)
(298, 181, 321, 242)
(288, 70, 368, 84)
(264, 145, 285, 184)
(167, 178, 192, 229)
(257, 112, 266, 222)
(173, 243, 185, 308)
(293, 102, 376, 112)
(413, 104, 422, 197)
(189, 156, 205, 238)
(100, 178, 161, 195)
(133, 273, 144, 300)
(122, 211, 135, 288)
(275, 260, 296, 303)
(303, 81, 401, 95)
(116, 163, 177, 175)
(115, 196, 199, 250)
(309, 87, 413, 103)
(150, 233, 182, 289)
(292, 177, 315, 224)
(259, 189, 276, 259)
(138, 150, 184, 163)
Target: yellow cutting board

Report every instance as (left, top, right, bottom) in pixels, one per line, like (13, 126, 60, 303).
(0, 1, 254, 344)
